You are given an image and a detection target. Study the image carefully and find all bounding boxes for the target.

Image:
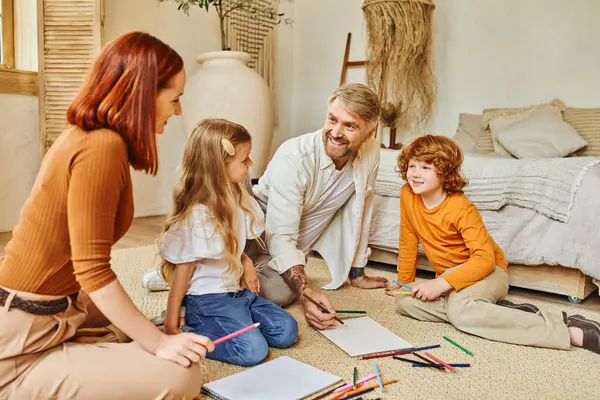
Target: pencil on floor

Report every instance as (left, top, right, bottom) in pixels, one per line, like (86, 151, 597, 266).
(424, 352, 455, 372)
(413, 363, 470, 368)
(393, 291, 412, 295)
(335, 310, 367, 314)
(353, 366, 357, 389)
(443, 335, 473, 356)
(372, 362, 383, 390)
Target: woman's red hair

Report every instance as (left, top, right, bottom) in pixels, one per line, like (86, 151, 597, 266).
(396, 134, 469, 193)
(67, 31, 184, 175)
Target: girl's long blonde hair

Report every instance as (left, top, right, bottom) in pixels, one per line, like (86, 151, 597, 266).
(159, 118, 258, 284)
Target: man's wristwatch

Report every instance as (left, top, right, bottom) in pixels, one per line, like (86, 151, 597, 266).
(348, 267, 365, 280)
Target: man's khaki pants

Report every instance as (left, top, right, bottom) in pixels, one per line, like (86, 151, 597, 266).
(395, 267, 571, 350)
(0, 287, 203, 400)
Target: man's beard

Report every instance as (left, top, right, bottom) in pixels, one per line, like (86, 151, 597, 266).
(323, 130, 353, 159)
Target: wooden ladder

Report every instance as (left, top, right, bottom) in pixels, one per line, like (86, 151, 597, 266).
(339, 32, 399, 149)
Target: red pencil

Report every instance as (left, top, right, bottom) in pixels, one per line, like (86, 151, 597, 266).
(424, 352, 455, 372)
(213, 322, 260, 345)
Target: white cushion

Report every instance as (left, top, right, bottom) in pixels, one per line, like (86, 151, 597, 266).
(493, 108, 587, 159)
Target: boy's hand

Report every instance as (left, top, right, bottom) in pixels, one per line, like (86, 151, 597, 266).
(411, 278, 453, 302)
(241, 257, 260, 293)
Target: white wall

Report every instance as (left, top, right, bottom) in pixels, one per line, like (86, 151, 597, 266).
(285, 0, 600, 144)
(3, 0, 600, 231)
(0, 94, 39, 232)
(0, 0, 39, 232)
(104, 0, 221, 217)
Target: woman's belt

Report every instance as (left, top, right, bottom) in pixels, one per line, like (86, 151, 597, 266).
(0, 287, 77, 315)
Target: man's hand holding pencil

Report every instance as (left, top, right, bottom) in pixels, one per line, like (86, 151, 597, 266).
(301, 288, 341, 330)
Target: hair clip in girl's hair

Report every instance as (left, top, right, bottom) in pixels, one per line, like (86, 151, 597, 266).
(221, 138, 235, 156)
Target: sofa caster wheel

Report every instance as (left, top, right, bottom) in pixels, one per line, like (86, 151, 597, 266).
(568, 296, 582, 304)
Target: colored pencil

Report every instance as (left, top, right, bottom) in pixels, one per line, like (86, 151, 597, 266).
(372, 362, 383, 390)
(302, 293, 345, 325)
(334, 373, 377, 393)
(393, 356, 442, 369)
(360, 344, 441, 360)
(353, 367, 357, 388)
(392, 280, 413, 290)
(309, 382, 346, 400)
(339, 389, 374, 400)
(338, 379, 398, 398)
(393, 291, 412, 295)
(443, 336, 473, 356)
(213, 322, 260, 345)
(424, 352, 455, 372)
(413, 352, 437, 366)
(335, 310, 367, 314)
(412, 363, 470, 368)
(340, 388, 368, 400)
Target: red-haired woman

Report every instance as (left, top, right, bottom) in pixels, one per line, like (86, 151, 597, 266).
(0, 31, 214, 399)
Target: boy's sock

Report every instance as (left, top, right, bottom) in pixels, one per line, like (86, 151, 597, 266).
(497, 299, 540, 314)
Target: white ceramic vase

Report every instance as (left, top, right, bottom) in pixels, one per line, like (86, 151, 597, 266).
(181, 51, 275, 179)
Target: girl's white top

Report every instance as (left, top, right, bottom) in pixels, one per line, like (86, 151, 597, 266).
(159, 197, 265, 295)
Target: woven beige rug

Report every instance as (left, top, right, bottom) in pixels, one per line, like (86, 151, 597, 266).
(112, 245, 600, 400)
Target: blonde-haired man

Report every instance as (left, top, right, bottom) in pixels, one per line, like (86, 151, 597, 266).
(142, 83, 388, 331)
(249, 83, 388, 330)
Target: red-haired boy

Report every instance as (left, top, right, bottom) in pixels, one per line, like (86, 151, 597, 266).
(387, 134, 599, 354)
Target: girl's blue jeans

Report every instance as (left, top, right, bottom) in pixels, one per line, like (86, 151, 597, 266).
(182, 289, 298, 367)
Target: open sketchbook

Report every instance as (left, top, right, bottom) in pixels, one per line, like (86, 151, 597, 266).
(318, 316, 413, 357)
(201, 356, 342, 400)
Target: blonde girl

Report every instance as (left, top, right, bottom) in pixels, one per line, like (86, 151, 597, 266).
(158, 118, 298, 367)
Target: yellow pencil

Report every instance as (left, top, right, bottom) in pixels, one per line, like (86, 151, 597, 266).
(393, 291, 412, 295)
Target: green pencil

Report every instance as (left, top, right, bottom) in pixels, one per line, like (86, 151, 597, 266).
(335, 310, 367, 314)
(353, 366, 357, 388)
(443, 336, 473, 356)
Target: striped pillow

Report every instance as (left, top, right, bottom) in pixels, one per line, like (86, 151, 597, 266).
(563, 108, 600, 156)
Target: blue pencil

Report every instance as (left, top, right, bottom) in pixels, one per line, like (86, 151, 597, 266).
(393, 280, 413, 290)
(412, 363, 470, 368)
(373, 361, 383, 390)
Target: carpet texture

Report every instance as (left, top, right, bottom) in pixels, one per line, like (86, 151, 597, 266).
(112, 245, 600, 400)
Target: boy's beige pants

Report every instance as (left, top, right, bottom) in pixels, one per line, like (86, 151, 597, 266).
(395, 267, 571, 350)
(0, 287, 203, 400)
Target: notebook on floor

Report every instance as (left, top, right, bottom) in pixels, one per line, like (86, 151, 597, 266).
(318, 316, 413, 357)
(201, 356, 342, 400)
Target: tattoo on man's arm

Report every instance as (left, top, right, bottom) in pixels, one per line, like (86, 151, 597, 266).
(283, 265, 309, 294)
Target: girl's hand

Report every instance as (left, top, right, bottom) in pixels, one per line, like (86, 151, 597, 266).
(241, 253, 260, 293)
(242, 265, 261, 293)
(155, 332, 215, 367)
(411, 278, 453, 302)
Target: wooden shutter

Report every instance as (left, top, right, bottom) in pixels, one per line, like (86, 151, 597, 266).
(37, 0, 104, 154)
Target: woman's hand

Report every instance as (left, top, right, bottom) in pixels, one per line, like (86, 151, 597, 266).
(155, 332, 215, 367)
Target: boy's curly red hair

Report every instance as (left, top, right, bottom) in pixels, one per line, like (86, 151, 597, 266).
(396, 134, 468, 193)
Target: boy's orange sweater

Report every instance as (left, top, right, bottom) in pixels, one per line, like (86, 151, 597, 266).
(397, 184, 508, 291)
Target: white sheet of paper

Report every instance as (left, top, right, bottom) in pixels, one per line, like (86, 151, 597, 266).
(318, 316, 413, 357)
(201, 356, 342, 400)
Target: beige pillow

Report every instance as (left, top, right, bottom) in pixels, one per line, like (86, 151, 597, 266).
(453, 113, 484, 154)
(494, 107, 587, 159)
(475, 98, 568, 156)
(482, 98, 567, 130)
(563, 107, 600, 156)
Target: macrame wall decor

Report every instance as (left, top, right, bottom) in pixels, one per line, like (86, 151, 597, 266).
(224, 0, 279, 90)
(363, 0, 436, 133)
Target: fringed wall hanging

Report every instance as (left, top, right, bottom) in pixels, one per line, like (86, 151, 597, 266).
(225, 0, 280, 90)
(363, 0, 436, 133)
